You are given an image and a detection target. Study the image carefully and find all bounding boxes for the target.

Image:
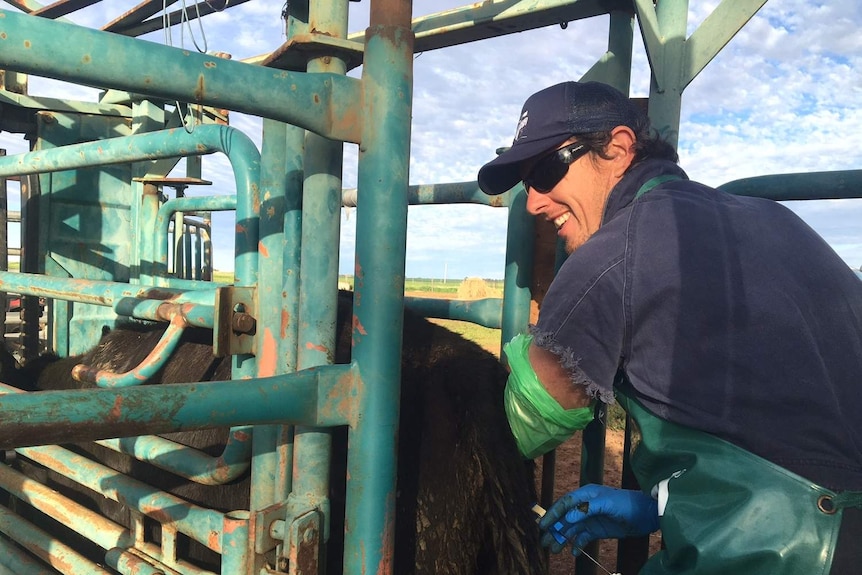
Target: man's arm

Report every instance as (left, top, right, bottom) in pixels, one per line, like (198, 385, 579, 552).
(528, 343, 593, 410)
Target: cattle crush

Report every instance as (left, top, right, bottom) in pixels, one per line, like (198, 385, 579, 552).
(1, 1, 850, 575)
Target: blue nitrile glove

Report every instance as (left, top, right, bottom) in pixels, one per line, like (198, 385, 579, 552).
(538, 484, 659, 554)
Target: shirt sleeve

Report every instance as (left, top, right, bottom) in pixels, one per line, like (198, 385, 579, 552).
(531, 248, 626, 405)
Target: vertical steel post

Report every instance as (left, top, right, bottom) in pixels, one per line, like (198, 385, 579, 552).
(253, 118, 290, 521)
(647, 0, 689, 148)
(293, 0, 350, 569)
(345, 1, 413, 572)
(0, 149, 6, 342)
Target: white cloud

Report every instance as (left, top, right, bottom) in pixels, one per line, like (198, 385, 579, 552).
(2, 1, 861, 275)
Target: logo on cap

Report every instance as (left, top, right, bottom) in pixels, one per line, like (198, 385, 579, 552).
(515, 110, 529, 141)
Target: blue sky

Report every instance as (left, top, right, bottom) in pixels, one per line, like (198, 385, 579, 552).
(1, 1, 860, 279)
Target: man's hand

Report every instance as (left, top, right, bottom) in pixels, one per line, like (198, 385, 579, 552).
(538, 484, 659, 554)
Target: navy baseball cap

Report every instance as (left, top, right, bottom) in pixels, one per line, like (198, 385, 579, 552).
(478, 81, 644, 195)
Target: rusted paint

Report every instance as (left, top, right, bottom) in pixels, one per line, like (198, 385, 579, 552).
(108, 395, 123, 422)
(351, 314, 368, 349)
(280, 309, 290, 339)
(304, 341, 329, 354)
(369, 0, 412, 28)
(208, 530, 220, 551)
(82, 54, 91, 64)
(24, 40, 31, 48)
(139, 288, 183, 301)
(194, 74, 205, 101)
(258, 241, 269, 258)
(325, 366, 361, 425)
(258, 327, 277, 376)
(488, 194, 507, 208)
(232, 428, 251, 442)
(204, 61, 216, 69)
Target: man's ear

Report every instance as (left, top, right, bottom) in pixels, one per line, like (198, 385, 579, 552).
(607, 126, 637, 177)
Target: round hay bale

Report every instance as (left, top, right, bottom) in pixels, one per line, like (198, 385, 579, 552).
(458, 277, 488, 299)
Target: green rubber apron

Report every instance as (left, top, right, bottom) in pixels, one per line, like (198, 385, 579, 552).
(617, 387, 856, 575)
(615, 174, 862, 574)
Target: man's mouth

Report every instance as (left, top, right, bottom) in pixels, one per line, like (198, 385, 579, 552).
(553, 213, 571, 230)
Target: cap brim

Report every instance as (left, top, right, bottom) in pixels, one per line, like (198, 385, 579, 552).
(478, 135, 569, 195)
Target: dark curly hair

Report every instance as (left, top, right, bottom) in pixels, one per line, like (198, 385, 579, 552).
(575, 120, 679, 172)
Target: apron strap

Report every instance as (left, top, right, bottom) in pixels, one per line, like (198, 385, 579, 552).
(831, 490, 862, 510)
(635, 174, 683, 200)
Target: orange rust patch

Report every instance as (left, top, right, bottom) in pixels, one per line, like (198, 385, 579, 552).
(233, 429, 251, 441)
(280, 310, 290, 339)
(108, 395, 123, 422)
(258, 242, 269, 258)
(24, 40, 31, 48)
(352, 315, 367, 335)
(258, 328, 277, 376)
(204, 61, 216, 69)
(305, 341, 328, 353)
(195, 74, 205, 101)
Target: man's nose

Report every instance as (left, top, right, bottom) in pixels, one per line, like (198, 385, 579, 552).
(525, 186, 544, 215)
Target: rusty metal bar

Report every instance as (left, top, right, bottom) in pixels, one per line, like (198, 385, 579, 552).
(0, 361, 356, 448)
(0, 10, 362, 143)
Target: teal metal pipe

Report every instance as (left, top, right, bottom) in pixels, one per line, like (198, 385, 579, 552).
(153, 194, 237, 278)
(0, 123, 258, 289)
(252, 118, 292, 513)
(718, 170, 862, 201)
(0, 271, 191, 307)
(341, 180, 509, 207)
(17, 444, 224, 553)
(0, 463, 133, 556)
(112, 299, 215, 328)
(0, 125, 257, 181)
(291, 0, 350, 555)
(71, 314, 189, 387)
(0, 9, 362, 143)
(277, 122, 308, 504)
(403, 296, 503, 328)
(500, 186, 535, 344)
(0, 505, 114, 575)
(0, 534, 57, 575)
(221, 511, 251, 575)
(96, 425, 252, 485)
(104, 549, 165, 575)
(0, 363, 356, 448)
(345, 2, 415, 571)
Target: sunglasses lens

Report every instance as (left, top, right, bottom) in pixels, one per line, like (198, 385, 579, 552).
(524, 152, 568, 193)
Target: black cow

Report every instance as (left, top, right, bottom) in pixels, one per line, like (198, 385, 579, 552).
(1, 292, 546, 575)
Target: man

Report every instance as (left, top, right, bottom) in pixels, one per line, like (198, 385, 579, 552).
(477, 81, 862, 574)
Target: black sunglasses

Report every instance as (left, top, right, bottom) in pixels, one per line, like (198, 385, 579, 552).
(522, 142, 589, 193)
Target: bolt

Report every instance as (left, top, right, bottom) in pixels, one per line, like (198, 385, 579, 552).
(232, 312, 256, 334)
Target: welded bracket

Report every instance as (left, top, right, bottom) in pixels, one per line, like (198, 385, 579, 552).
(286, 510, 323, 575)
(214, 286, 256, 356)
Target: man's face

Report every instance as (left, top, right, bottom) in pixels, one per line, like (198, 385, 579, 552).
(520, 139, 618, 254)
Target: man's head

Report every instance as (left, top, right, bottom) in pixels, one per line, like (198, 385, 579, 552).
(478, 81, 646, 196)
(477, 82, 651, 253)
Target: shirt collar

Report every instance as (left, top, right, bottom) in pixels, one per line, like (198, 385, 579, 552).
(602, 159, 689, 225)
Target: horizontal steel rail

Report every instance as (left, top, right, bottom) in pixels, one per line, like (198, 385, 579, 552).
(0, 361, 357, 448)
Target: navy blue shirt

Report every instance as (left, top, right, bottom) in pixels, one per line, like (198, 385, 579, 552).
(532, 159, 862, 490)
